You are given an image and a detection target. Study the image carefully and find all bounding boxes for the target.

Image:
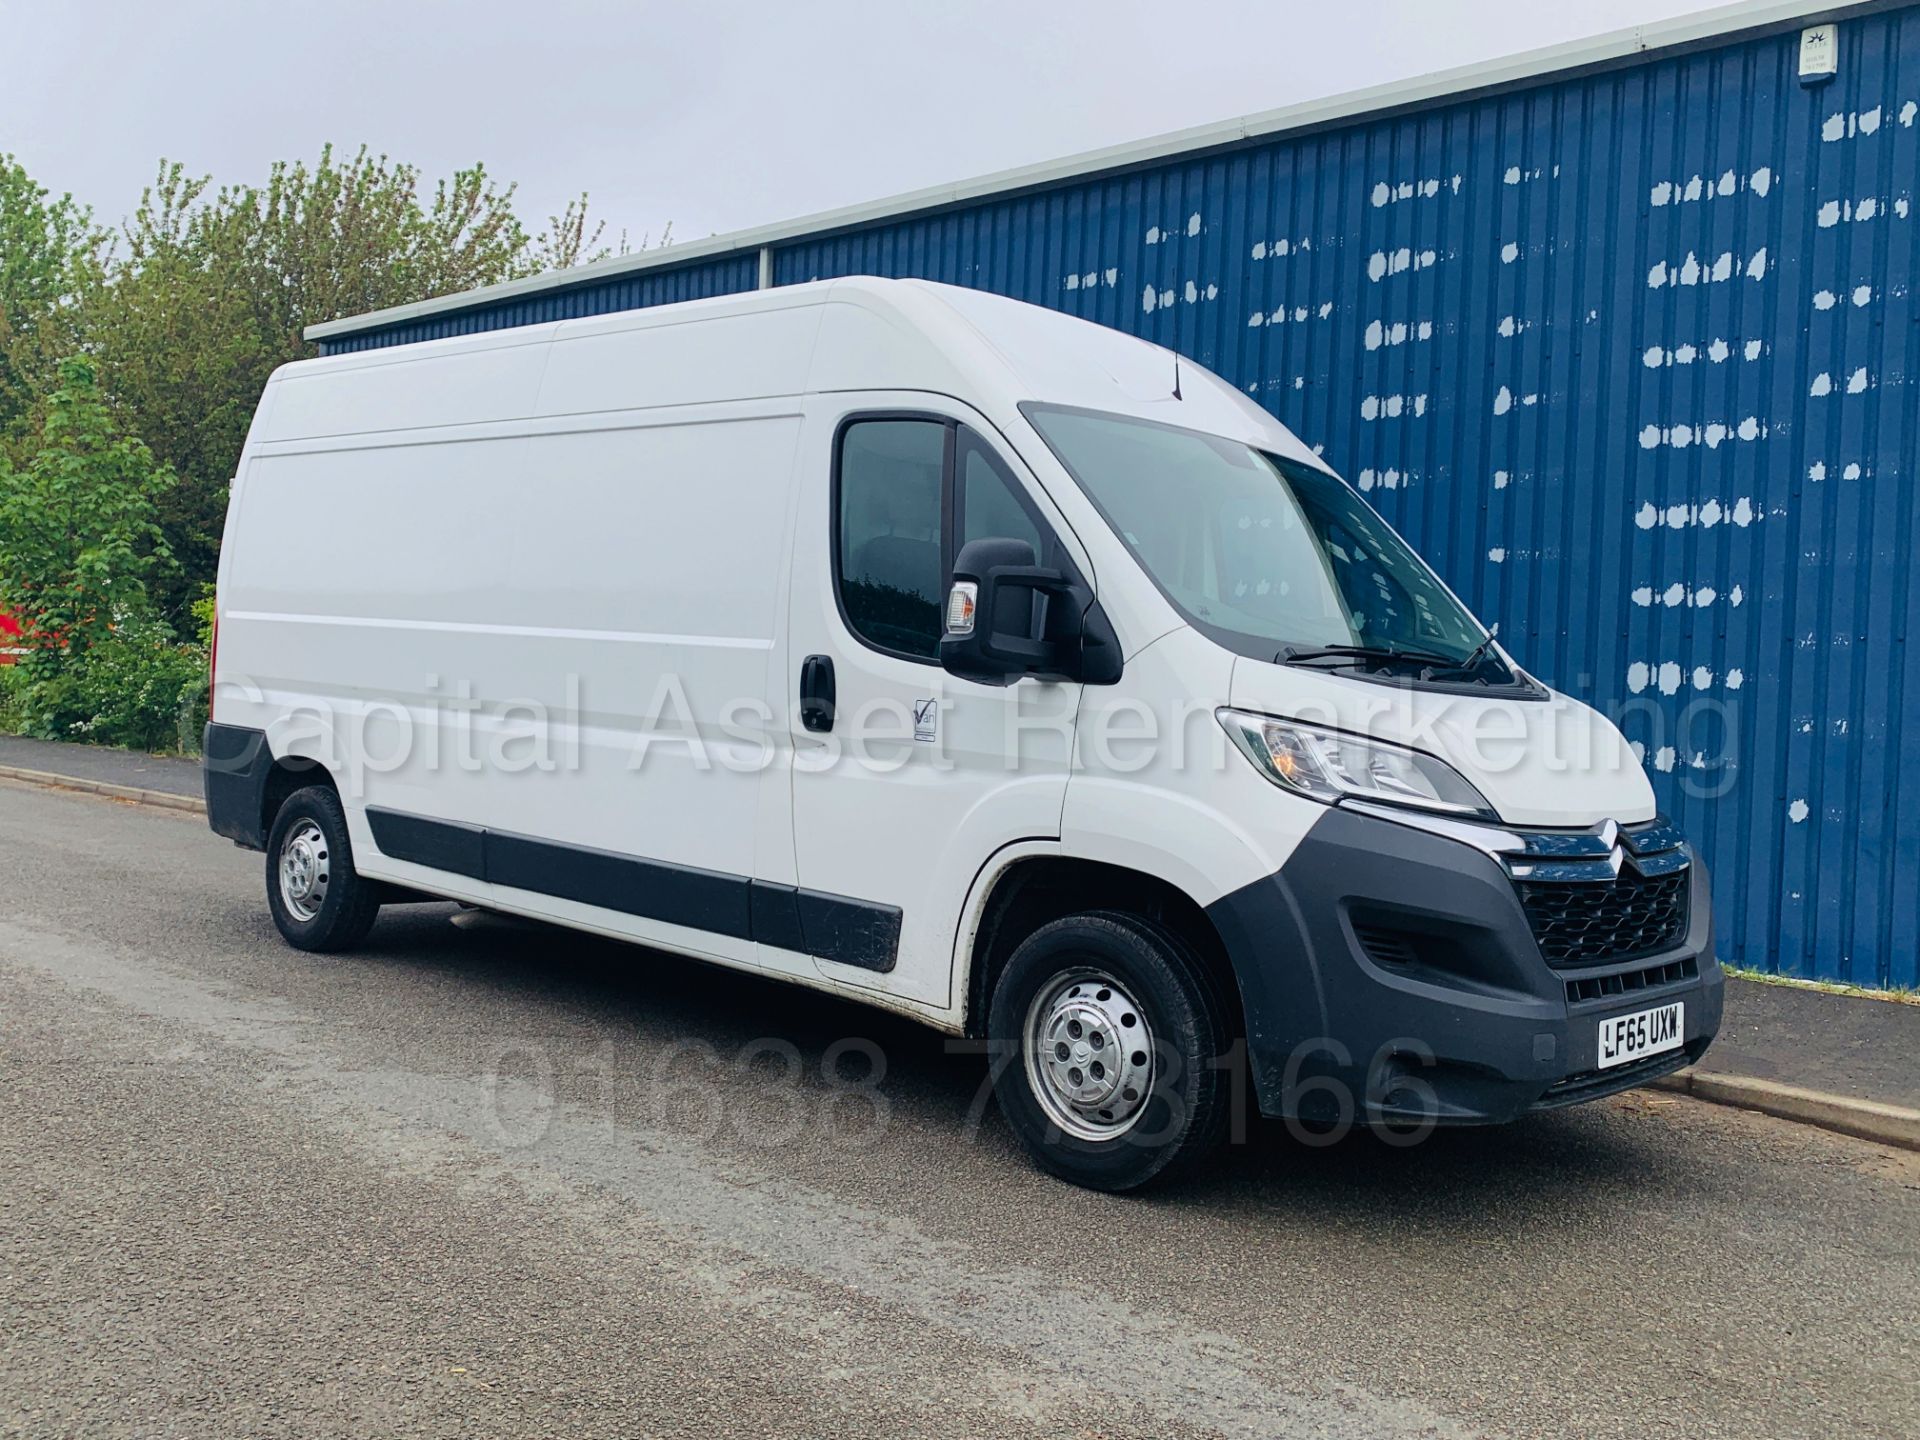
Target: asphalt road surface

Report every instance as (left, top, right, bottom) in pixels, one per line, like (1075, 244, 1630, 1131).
(3, 778, 1916, 1439)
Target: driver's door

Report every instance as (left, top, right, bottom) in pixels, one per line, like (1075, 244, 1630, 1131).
(782, 395, 1085, 1010)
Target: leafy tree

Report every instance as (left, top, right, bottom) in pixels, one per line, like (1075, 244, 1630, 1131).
(84, 145, 627, 617)
(0, 355, 173, 662)
(0, 155, 105, 443)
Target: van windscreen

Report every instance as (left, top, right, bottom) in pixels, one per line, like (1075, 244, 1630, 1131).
(1023, 404, 1507, 680)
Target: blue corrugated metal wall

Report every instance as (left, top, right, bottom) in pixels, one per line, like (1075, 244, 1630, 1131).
(321, 4, 1920, 988)
(319, 253, 761, 352)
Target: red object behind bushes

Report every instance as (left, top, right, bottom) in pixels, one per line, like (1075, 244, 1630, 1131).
(0, 609, 23, 665)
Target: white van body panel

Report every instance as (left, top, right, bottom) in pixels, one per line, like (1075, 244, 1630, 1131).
(219, 297, 831, 985)
(1061, 626, 1305, 906)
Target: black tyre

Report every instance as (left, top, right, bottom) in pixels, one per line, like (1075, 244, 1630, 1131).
(265, 785, 382, 952)
(988, 910, 1232, 1191)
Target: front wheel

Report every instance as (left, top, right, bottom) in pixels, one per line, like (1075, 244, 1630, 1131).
(988, 911, 1231, 1191)
(265, 785, 382, 952)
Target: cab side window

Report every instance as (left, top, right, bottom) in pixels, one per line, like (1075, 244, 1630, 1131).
(837, 420, 947, 660)
(958, 432, 1046, 560)
(834, 417, 1066, 663)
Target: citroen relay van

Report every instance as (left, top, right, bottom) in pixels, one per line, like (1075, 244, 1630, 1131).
(205, 277, 1721, 1190)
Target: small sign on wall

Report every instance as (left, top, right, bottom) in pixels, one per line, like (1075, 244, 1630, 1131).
(1799, 24, 1838, 85)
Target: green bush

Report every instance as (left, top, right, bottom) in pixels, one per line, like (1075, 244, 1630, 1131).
(6, 615, 206, 752)
(0, 661, 25, 734)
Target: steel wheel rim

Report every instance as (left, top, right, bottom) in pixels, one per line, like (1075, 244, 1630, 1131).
(278, 820, 331, 922)
(1022, 967, 1156, 1141)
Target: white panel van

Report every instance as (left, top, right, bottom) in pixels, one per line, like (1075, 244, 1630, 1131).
(205, 278, 1721, 1189)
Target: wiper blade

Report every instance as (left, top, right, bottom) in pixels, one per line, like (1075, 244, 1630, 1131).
(1279, 643, 1463, 669)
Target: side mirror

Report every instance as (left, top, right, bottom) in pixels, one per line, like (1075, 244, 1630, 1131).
(939, 537, 1120, 686)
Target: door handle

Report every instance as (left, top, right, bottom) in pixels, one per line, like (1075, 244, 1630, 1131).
(799, 654, 836, 733)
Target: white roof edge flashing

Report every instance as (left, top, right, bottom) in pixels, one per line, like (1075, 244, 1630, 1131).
(306, 0, 1870, 342)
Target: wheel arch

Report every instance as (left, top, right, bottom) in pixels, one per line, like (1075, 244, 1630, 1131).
(260, 751, 337, 840)
(205, 720, 346, 852)
(957, 849, 1247, 1040)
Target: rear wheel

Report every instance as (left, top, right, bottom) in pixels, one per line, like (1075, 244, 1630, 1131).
(265, 785, 381, 952)
(989, 911, 1231, 1191)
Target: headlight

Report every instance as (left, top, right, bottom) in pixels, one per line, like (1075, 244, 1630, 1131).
(1216, 709, 1496, 819)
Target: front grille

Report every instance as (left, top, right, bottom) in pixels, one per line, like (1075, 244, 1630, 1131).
(1517, 868, 1690, 967)
(1564, 954, 1698, 1006)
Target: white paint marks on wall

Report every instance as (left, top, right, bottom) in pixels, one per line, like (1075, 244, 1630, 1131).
(1809, 286, 1874, 311)
(1145, 217, 1202, 244)
(1630, 582, 1745, 609)
(1817, 195, 1905, 226)
(1502, 165, 1546, 185)
(1811, 368, 1874, 396)
(1143, 281, 1217, 314)
(1369, 175, 1462, 206)
(1649, 167, 1773, 205)
(1062, 269, 1121, 291)
(1496, 315, 1533, 338)
(1360, 393, 1428, 420)
(1642, 338, 1762, 367)
(1488, 547, 1508, 562)
(1646, 248, 1767, 288)
(1500, 242, 1520, 264)
(1637, 418, 1767, 450)
(1822, 105, 1890, 141)
(1363, 319, 1434, 350)
(1632, 497, 1759, 530)
(1492, 386, 1540, 415)
(1493, 470, 1510, 490)
(1625, 661, 1679, 696)
(1366, 247, 1438, 281)
(1788, 798, 1810, 824)
(1804, 284, 1881, 311)
(1249, 237, 1311, 260)
(1626, 661, 1741, 696)
(1247, 301, 1322, 328)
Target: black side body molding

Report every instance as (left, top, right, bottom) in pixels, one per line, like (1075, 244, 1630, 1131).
(366, 807, 901, 972)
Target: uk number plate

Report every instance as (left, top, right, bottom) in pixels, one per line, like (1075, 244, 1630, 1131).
(1596, 1001, 1685, 1070)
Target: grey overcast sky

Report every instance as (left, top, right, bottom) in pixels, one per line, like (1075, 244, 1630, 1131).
(5, 0, 1728, 247)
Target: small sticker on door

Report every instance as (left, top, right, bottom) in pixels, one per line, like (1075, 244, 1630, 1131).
(913, 698, 938, 743)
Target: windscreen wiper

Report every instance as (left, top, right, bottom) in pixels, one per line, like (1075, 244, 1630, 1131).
(1456, 631, 1498, 671)
(1279, 643, 1464, 670)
